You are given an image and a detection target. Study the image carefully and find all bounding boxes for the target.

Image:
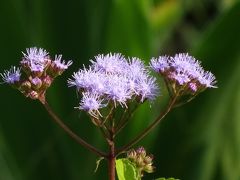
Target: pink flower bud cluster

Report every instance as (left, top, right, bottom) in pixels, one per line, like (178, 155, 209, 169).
(127, 147, 155, 177)
(1, 47, 72, 101)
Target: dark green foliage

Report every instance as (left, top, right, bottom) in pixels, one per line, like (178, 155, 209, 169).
(0, 0, 240, 179)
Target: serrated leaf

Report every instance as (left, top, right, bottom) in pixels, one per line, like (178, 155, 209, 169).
(116, 158, 141, 180)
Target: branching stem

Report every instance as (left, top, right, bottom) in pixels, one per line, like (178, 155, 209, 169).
(41, 100, 107, 158)
(116, 95, 178, 155)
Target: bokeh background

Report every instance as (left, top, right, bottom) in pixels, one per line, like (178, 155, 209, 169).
(0, 0, 240, 179)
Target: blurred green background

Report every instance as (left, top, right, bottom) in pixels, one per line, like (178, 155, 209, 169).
(0, 0, 240, 179)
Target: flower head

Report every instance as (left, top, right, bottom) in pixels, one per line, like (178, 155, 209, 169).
(0, 66, 21, 84)
(1, 47, 71, 101)
(68, 67, 105, 94)
(150, 53, 217, 95)
(90, 53, 127, 74)
(150, 56, 169, 73)
(51, 55, 72, 72)
(21, 47, 50, 73)
(22, 47, 49, 62)
(104, 75, 132, 107)
(69, 54, 159, 110)
(77, 92, 105, 118)
(135, 76, 159, 102)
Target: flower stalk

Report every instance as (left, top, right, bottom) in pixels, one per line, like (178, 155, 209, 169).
(117, 94, 178, 155)
(41, 100, 107, 158)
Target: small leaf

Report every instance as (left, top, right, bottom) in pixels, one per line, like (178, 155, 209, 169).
(116, 158, 141, 180)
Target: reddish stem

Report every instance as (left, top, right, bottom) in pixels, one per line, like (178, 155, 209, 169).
(41, 100, 107, 158)
(108, 142, 115, 180)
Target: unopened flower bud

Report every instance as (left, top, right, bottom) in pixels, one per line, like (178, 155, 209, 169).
(143, 164, 155, 173)
(28, 90, 39, 100)
(31, 77, 42, 90)
(19, 80, 31, 91)
(127, 149, 137, 160)
(42, 76, 52, 88)
(126, 147, 155, 177)
(136, 146, 146, 157)
(144, 155, 153, 164)
(188, 82, 198, 93)
(136, 156, 145, 167)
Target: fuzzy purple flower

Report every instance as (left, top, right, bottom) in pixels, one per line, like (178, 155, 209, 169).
(68, 54, 159, 109)
(90, 53, 128, 74)
(22, 47, 49, 63)
(76, 92, 105, 118)
(135, 76, 159, 102)
(150, 56, 169, 73)
(0, 66, 21, 84)
(68, 67, 105, 94)
(21, 47, 50, 73)
(52, 55, 73, 70)
(150, 53, 217, 94)
(104, 75, 132, 107)
(1, 47, 72, 101)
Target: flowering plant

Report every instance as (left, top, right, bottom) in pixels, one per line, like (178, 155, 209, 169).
(1, 47, 216, 180)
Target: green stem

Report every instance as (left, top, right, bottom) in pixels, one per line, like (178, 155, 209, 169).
(41, 100, 107, 158)
(116, 95, 178, 155)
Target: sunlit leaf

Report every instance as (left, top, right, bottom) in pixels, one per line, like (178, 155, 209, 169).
(116, 158, 141, 180)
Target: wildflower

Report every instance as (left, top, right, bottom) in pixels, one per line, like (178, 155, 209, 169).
(1, 47, 71, 101)
(170, 53, 217, 88)
(135, 76, 159, 102)
(76, 92, 105, 118)
(49, 55, 73, 77)
(21, 47, 50, 74)
(150, 55, 169, 74)
(68, 67, 105, 93)
(150, 53, 217, 95)
(69, 54, 159, 109)
(0, 66, 21, 85)
(105, 75, 132, 107)
(90, 53, 127, 74)
(127, 57, 147, 77)
(22, 47, 49, 63)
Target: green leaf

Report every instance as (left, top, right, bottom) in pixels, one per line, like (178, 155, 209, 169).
(116, 158, 141, 180)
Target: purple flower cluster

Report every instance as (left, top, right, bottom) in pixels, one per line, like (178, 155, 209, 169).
(0, 66, 21, 84)
(1, 47, 72, 101)
(68, 53, 158, 117)
(150, 53, 217, 94)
